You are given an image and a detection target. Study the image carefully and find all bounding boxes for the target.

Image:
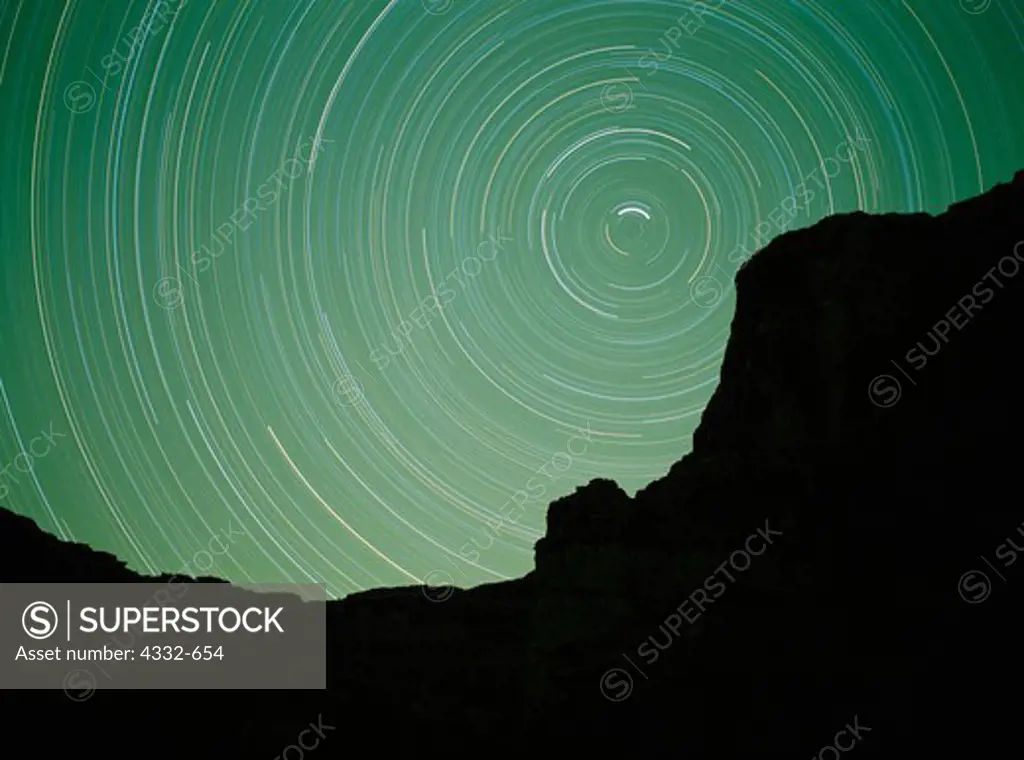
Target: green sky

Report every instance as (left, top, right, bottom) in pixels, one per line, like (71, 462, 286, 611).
(2, 0, 1022, 598)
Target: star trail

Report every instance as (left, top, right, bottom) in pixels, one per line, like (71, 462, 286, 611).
(1, 0, 1022, 597)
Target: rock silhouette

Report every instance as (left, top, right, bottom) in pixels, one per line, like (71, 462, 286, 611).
(3, 170, 1024, 755)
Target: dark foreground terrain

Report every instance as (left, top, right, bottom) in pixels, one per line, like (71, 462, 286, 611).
(3, 171, 1024, 756)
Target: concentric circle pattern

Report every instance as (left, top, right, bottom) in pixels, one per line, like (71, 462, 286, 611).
(2, 1, 1023, 596)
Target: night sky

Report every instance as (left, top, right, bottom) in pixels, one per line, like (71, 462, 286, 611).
(1, 0, 1022, 597)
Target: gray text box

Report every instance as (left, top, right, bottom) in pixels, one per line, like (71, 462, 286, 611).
(1, 583, 326, 690)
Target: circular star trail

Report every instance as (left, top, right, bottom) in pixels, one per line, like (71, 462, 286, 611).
(1, 0, 1023, 596)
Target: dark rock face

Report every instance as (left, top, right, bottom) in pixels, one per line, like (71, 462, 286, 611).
(3, 171, 1024, 755)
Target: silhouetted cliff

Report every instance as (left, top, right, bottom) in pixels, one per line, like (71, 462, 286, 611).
(3, 170, 1024, 755)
